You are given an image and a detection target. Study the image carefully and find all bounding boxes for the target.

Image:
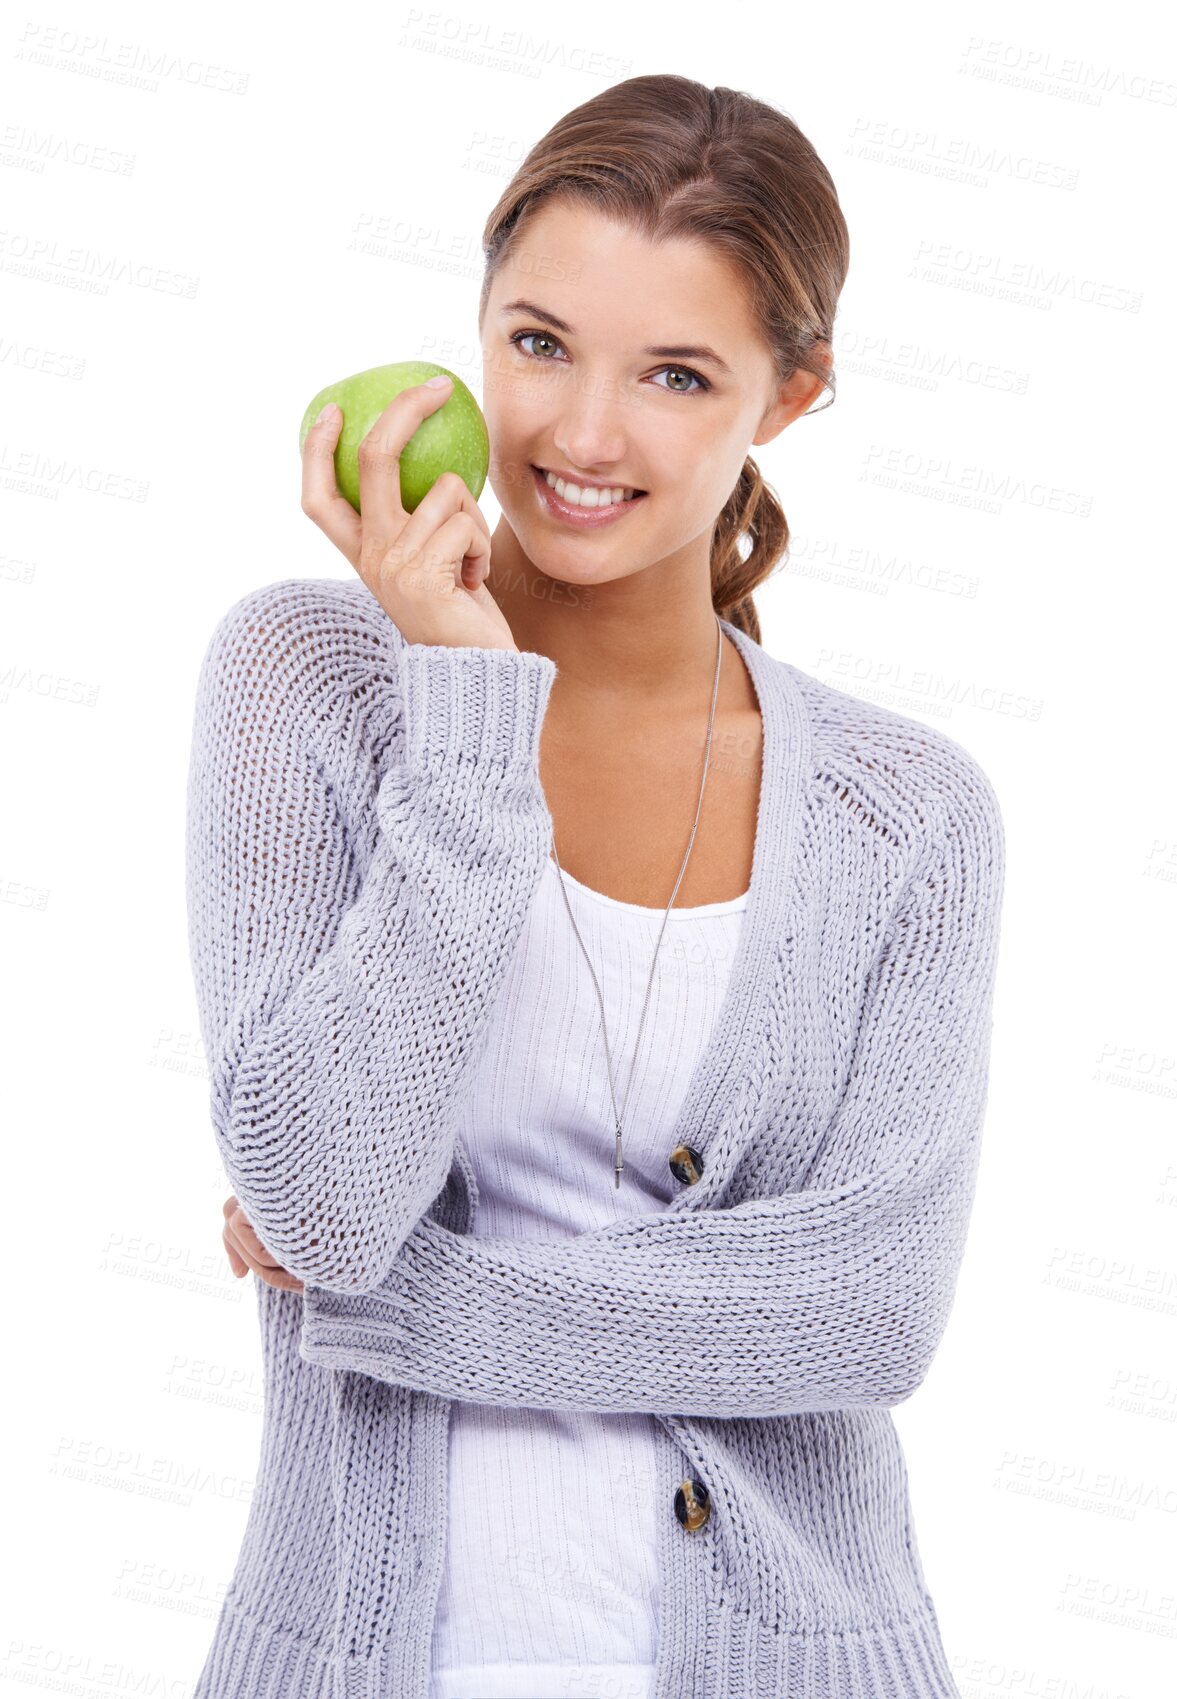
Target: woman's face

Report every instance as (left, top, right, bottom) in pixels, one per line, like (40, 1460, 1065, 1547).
(479, 198, 811, 598)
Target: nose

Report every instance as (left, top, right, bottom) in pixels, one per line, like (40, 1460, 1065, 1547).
(550, 370, 633, 478)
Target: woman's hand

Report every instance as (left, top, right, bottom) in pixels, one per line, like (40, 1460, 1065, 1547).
(301, 377, 518, 653)
(222, 1194, 304, 1292)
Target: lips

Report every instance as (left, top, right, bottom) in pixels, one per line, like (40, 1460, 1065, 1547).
(528, 463, 648, 528)
(531, 464, 647, 499)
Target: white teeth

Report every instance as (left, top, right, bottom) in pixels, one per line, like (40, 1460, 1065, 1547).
(543, 469, 638, 508)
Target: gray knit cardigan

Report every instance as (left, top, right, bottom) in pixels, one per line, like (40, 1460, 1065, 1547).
(184, 575, 1006, 1698)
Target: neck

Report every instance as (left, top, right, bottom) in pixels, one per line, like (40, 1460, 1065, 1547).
(486, 522, 727, 714)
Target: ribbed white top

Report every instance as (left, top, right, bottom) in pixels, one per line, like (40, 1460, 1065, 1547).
(428, 853, 748, 1698)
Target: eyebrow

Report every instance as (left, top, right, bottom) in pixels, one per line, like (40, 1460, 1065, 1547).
(499, 297, 734, 377)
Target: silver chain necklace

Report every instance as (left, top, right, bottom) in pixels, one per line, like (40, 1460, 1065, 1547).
(549, 613, 725, 1189)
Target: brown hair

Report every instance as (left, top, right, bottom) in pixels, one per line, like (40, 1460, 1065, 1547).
(478, 74, 849, 643)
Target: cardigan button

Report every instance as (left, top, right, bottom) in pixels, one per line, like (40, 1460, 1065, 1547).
(674, 1477, 711, 1532)
(669, 1143, 704, 1186)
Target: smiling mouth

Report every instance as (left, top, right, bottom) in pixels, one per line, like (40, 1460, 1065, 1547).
(531, 464, 647, 505)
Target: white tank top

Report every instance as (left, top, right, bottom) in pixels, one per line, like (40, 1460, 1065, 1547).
(428, 853, 748, 1699)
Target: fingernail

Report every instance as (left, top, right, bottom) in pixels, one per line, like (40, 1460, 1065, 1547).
(316, 403, 338, 423)
(425, 375, 451, 389)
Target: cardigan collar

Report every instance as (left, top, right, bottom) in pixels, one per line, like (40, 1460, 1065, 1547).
(440, 618, 813, 1232)
(656, 619, 812, 1213)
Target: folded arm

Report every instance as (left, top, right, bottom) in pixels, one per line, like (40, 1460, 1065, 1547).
(185, 583, 557, 1295)
(300, 782, 1005, 1415)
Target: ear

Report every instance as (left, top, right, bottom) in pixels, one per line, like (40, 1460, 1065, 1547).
(752, 342, 832, 447)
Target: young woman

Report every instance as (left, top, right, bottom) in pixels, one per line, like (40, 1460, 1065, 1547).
(191, 74, 1005, 1699)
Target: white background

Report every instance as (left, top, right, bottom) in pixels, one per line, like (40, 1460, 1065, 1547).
(3, 1, 1175, 1695)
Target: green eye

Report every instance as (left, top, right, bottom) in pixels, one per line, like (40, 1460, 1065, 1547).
(509, 330, 562, 361)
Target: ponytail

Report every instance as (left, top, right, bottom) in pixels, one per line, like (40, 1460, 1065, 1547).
(709, 456, 790, 646)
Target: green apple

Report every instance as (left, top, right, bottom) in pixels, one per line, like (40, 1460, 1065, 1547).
(298, 360, 489, 515)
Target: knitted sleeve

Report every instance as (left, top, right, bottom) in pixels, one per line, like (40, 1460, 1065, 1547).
(185, 584, 557, 1295)
(299, 771, 1005, 1416)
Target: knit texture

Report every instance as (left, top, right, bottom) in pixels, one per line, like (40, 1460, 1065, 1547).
(185, 576, 1006, 1699)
